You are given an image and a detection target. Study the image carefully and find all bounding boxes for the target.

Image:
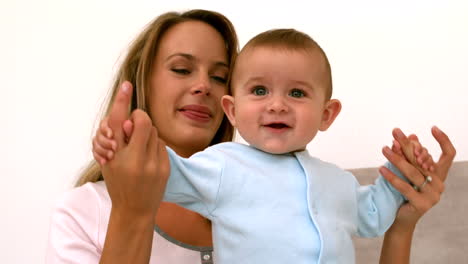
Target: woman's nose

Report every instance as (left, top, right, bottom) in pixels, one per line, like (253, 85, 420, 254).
(191, 74, 211, 96)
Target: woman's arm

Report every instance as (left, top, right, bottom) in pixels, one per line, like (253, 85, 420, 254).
(99, 83, 170, 263)
(379, 215, 416, 263)
(378, 126, 456, 264)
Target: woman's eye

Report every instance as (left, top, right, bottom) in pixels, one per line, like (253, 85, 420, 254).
(290, 89, 305, 98)
(212, 76, 227, 84)
(252, 86, 268, 96)
(172, 68, 190, 75)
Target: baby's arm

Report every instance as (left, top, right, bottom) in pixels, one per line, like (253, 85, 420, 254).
(92, 118, 222, 215)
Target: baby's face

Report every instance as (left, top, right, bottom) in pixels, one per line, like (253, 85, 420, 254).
(226, 47, 332, 154)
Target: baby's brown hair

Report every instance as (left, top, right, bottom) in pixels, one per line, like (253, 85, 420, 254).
(230, 29, 333, 99)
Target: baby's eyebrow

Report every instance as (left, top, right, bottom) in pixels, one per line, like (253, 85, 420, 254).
(238, 77, 265, 90)
(291, 80, 314, 90)
(244, 76, 265, 84)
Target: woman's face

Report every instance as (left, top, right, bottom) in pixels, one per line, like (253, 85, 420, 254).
(149, 21, 229, 157)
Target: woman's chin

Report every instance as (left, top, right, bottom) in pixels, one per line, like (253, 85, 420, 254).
(166, 132, 214, 156)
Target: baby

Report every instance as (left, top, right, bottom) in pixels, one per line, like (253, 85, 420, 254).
(95, 29, 433, 264)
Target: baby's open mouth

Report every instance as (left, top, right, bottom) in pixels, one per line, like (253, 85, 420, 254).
(265, 123, 290, 129)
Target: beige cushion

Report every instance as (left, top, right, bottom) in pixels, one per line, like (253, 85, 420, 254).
(350, 161, 468, 263)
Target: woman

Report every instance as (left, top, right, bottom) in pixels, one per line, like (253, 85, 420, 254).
(46, 9, 456, 264)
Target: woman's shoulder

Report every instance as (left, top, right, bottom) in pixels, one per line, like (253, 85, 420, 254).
(48, 182, 212, 263)
(50, 181, 111, 234)
(46, 181, 111, 261)
(52, 181, 110, 217)
(61, 181, 113, 239)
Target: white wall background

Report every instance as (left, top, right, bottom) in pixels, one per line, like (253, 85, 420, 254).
(2, 0, 467, 262)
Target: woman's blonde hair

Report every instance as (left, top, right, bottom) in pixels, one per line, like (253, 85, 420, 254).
(76, 9, 239, 186)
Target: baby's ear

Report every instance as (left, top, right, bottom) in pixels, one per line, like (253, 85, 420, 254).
(319, 99, 342, 131)
(221, 95, 237, 127)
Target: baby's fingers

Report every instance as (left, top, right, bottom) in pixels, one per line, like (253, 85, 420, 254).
(95, 129, 117, 152)
(416, 147, 435, 172)
(99, 117, 113, 139)
(92, 150, 107, 166)
(409, 137, 435, 173)
(93, 132, 116, 163)
(92, 138, 112, 165)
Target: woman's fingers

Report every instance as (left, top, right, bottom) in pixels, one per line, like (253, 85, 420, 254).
(147, 126, 169, 183)
(147, 126, 159, 158)
(382, 143, 445, 193)
(123, 119, 134, 143)
(391, 140, 404, 156)
(107, 81, 133, 150)
(127, 109, 152, 153)
(392, 128, 417, 165)
(379, 166, 428, 213)
(379, 166, 441, 214)
(157, 138, 169, 179)
(382, 146, 425, 186)
(431, 126, 456, 181)
(379, 165, 417, 197)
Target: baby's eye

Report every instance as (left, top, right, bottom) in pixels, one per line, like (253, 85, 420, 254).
(172, 68, 190, 75)
(252, 86, 268, 96)
(289, 89, 305, 98)
(212, 76, 227, 84)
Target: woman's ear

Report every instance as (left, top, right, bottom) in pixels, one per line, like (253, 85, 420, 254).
(319, 99, 342, 131)
(221, 95, 237, 127)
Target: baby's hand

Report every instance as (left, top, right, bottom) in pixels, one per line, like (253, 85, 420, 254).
(391, 132, 435, 175)
(92, 117, 134, 165)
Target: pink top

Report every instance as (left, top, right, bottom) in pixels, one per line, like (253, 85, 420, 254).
(46, 181, 213, 264)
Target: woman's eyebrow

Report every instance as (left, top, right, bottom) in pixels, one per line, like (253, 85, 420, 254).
(166, 53, 228, 68)
(215, 61, 229, 69)
(166, 53, 194, 62)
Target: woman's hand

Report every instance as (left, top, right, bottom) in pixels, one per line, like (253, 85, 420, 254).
(378, 126, 455, 264)
(98, 82, 170, 264)
(380, 127, 455, 228)
(101, 81, 169, 217)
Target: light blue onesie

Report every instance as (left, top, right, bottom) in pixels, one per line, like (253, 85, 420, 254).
(163, 142, 405, 264)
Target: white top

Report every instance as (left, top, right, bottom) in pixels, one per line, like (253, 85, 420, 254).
(46, 181, 213, 264)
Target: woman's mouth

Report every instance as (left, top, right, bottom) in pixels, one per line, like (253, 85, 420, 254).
(179, 105, 212, 123)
